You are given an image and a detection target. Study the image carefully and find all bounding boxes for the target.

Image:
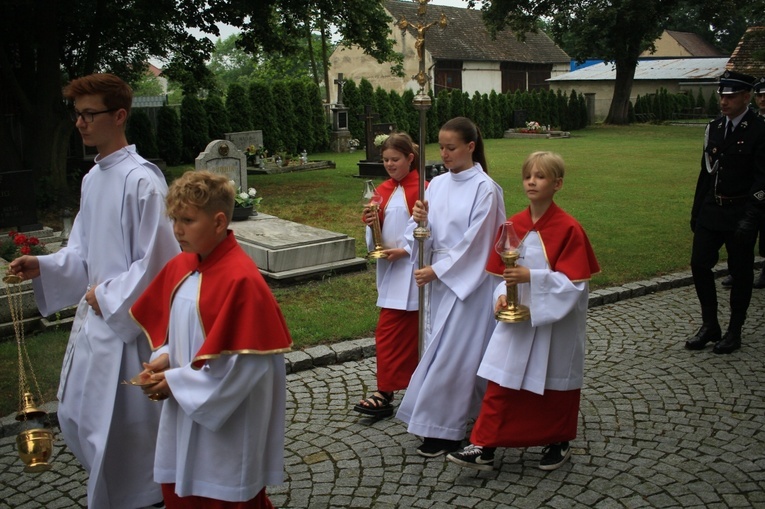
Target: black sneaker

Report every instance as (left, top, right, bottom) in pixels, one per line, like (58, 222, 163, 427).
(539, 441, 571, 471)
(416, 437, 461, 458)
(447, 444, 496, 471)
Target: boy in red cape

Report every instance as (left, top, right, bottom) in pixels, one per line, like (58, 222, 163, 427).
(130, 171, 292, 508)
(448, 151, 599, 472)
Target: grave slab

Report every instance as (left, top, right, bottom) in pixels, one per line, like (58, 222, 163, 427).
(229, 214, 367, 283)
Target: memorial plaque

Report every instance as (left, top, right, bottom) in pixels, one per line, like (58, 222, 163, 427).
(195, 140, 247, 189)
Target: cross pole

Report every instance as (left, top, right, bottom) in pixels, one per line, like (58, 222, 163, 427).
(398, 0, 447, 357)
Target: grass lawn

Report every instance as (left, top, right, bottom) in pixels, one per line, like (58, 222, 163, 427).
(0, 123, 706, 416)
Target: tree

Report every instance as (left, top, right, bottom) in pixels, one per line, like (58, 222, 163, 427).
(477, 0, 752, 124)
(249, 81, 282, 155)
(1, 0, 401, 206)
(204, 93, 231, 141)
(156, 106, 183, 166)
(306, 80, 330, 152)
(226, 83, 253, 132)
(180, 95, 209, 163)
(126, 110, 158, 159)
(289, 80, 314, 154)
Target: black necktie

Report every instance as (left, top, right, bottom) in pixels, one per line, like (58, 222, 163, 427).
(726, 121, 734, 139)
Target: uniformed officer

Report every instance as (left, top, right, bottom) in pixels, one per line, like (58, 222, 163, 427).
(687, 70, 765, 354)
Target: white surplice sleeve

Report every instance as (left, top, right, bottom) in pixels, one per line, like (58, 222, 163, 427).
(164, 354, 275, 433)
(527, 269, 588, 327)
(95, 174, 178, 343)
(33, 213, 89, 316)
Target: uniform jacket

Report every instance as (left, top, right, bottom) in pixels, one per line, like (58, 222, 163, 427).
(692, 110, 765, 231)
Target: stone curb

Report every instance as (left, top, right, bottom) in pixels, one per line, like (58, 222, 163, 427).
(1, 259, 760, 439)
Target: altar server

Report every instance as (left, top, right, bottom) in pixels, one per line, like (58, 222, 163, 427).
(10, 73, 179, 509)
(132, 171, 292, 508)
(447, 151, 599, 472)
(396, 117, 506, 457)
(353, 132, 424, 419)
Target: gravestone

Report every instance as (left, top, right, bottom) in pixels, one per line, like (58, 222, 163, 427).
(0, 170, 42, 231)
(356, 106, 395, 178)
(224, 131, 264, 154)
(330, 73, 351, 153)
(371, 122, 396, 160)
(195, 140, 247, 190)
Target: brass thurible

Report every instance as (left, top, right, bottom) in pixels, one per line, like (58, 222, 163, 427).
(5, 270, 55, 472)
(494, 221, 530, 323)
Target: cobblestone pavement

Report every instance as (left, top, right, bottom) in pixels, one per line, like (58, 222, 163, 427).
(1, 270, 764, 508)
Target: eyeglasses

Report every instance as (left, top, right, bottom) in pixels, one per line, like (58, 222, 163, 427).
(69, 108, 118, 123)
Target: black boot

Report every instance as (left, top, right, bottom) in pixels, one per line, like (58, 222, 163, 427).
(753, 267, 765, 289)
(685, 323, 722, 350)
(713, 328, 742, 354)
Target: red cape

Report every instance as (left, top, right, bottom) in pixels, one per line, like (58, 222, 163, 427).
(131, 231, 292, 368)
(362, 170, 423, 226)
(486, 202, 600, 282)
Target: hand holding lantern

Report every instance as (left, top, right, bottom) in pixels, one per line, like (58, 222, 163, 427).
(494, 221, 530, 322)
(361, 180, 388, 259)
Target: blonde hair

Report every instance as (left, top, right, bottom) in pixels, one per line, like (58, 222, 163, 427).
(522, 151, 566, 180)
(166, 171, 235, 222)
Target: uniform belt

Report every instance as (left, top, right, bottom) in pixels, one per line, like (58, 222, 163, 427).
(714, 194, 747, 206)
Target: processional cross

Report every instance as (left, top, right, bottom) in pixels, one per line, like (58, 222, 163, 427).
(397, 0, 447, 356)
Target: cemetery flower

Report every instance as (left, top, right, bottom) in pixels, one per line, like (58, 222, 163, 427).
(349, 139, 360, 148)
(0, 231, 46, 261)
(374, 134, 389, 147)
(518, 121, 547, 134)
(245, 145, 267, 166)
(230, 181, 262, 209)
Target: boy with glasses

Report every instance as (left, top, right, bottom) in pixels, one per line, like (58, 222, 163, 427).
(10, 73, 179, 508)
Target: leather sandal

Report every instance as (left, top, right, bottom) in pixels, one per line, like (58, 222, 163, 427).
(353, 391, 394, 418)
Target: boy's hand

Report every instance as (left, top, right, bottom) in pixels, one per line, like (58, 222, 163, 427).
(494, 295, 508, 314)
(141, 355, 171, 400)
(85, 284, 101, 316)
(142, 355, 169, 375)
(9, 256, 40, 280)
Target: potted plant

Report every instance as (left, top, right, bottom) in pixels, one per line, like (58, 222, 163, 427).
(231, 181, 263, 221)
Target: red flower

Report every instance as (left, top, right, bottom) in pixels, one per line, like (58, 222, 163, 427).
(8, 230, 17, 238)
(20, 246, 31, 255)
(28, 237, 39, 246)
(14, 234, 27, 245)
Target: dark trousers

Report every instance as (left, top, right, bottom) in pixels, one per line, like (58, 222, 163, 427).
(691, 225, 757, 330)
